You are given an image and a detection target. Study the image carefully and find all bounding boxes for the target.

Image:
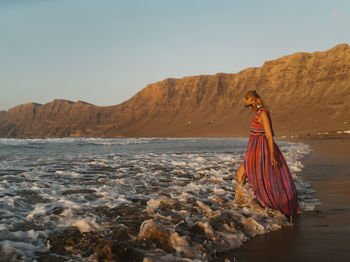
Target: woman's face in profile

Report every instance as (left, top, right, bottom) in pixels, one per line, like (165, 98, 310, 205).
(244, 97, 256, 110)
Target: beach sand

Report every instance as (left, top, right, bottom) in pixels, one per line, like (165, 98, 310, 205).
(215, 137, 350, 262)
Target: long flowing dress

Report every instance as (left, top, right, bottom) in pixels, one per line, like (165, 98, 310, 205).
(243, 109, 300, 217)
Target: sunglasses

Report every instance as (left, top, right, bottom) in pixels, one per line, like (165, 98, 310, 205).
(245, 104, 253, 108)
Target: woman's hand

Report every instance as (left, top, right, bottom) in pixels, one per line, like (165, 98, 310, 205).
(271, 155, 278, 168)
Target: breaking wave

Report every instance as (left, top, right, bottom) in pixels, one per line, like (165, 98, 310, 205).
(0, 138, 318, 261)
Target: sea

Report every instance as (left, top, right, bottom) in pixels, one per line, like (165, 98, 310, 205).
(0, 138, 319, 261)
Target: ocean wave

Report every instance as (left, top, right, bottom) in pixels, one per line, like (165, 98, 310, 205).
(0, 138, 318, 261)
(0, 137, 154, 146)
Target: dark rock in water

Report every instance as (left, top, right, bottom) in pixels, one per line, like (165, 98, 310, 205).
(96, 240, 144, 262)
(190, 222, 206, 239)
(94, 205, 153, 237)
(61, 189, 96, 195)
(36, 254, 69, 262)
(138, 219, 174, 251)
(110, 225, 130, 240)
(47, 206, 65, 215)
(16, 190, 51, 204)
(46, 226, 144, 261)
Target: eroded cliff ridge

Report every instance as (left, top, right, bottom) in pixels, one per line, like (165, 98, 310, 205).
(1, 43, 349, 138)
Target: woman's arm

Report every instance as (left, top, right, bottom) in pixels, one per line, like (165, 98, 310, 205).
(260, 111, 278, 168)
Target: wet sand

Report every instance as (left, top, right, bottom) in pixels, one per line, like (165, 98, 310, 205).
(215, 137, 350, 262)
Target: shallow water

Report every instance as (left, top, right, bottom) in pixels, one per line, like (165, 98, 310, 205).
(0, 138, 319, 261)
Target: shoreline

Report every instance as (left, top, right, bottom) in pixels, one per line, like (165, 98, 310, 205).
(215, 137, 350, 261)
(1, 137, 349, 261)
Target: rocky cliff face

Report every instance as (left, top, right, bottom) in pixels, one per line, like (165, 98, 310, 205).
(1, 43, 350, 138)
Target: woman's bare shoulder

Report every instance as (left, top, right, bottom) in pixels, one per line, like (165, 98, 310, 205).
(258, 110, 270, 123)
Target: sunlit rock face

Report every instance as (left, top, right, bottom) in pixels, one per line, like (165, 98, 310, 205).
(1, 43, 350, 138)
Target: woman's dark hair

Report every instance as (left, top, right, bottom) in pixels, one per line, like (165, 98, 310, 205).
(244, 90, 269, 111)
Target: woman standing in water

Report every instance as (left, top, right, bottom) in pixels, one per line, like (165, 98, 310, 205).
(234, 90, 300, 218)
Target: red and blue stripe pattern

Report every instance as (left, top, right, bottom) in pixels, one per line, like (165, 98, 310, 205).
(243, 110, 300, 217)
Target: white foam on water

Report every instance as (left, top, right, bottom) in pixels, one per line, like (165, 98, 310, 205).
(70, 218, 101, 233)
(0, 138, 319, 261)
(0, 240, 48, 262)
(0, 137, 154, 146)
(25, 205, 47, 220)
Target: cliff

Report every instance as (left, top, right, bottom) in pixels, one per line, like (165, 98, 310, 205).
(1, 43, 349, 138)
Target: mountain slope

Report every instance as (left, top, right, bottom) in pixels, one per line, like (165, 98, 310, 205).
(1, 43, 349, 138)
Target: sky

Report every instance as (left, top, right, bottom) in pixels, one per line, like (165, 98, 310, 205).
(1, 0, 349, 110)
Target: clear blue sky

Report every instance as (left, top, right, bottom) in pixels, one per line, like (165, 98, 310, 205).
(1, 0, 349, 110)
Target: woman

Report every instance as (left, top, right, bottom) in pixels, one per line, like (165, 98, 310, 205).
(234, 90, 300, 218)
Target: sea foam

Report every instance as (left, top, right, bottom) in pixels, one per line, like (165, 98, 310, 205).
(0, 138, 319, 261)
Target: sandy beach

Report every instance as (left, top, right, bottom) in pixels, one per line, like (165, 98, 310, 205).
(215, 137, 350, 262)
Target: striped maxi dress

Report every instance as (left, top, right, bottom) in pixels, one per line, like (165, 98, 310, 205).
(243, 109, 300, 217)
